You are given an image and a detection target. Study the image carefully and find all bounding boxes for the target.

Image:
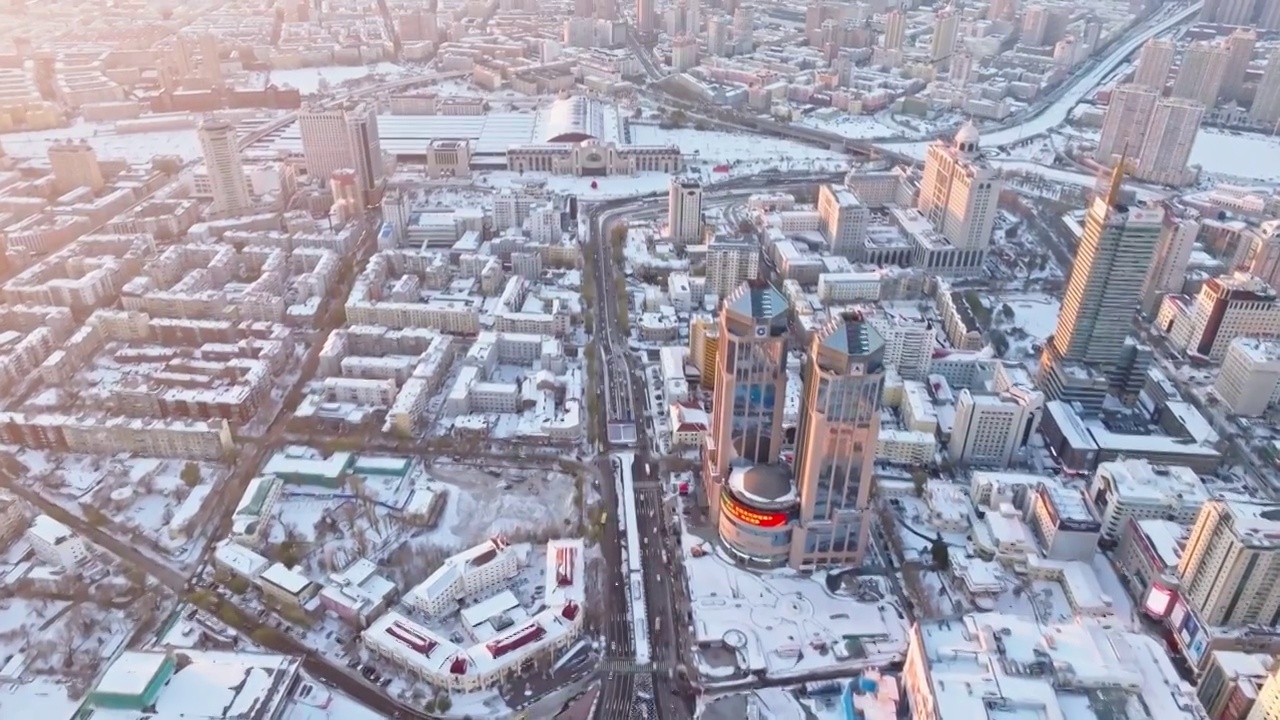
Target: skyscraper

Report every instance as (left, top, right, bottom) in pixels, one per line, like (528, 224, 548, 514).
(1097, 84, 1158, 164)
(817, 183, 869, 258)
(636, 0, 655, 34)
(733, 5, 754, 51)
(1172, 41, 1228, 108)
(298, 102, 383, 205)
(702, 281, 792, 566)
(916, 122, 1002, 271)
(1221, 28, 1256, 104)
(1037, 162, 1164, 406)
(792, 312, 884, 567)
(1251, 51, 1280, 126)
(1178, 499, 1280, 628)
(1133, 37, 1175, 90)
(667, 176, 703, 242)
(930, 7, 959, 65)
(198, 120, 251, 217)
(200, 33, 223, 86)
(883, 10, 905, 51)
(1140, 216, 1199, 314)
(1133, 98, 1204, 187)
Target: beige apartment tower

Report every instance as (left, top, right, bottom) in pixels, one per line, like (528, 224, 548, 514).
(1133, 37, 1175, 90)
(1178, 499, 1280, 628)
(792, 312, 885, 568)
(48, 140, 104, 195)
(1133, 98, 1204, 187)
(667, 175, 704, 243)
(1172, 41, 1228, 108)
(1097, 84, 1158, 165)
(1252, 51, 1280, 126)
(198, 119, 251, 217)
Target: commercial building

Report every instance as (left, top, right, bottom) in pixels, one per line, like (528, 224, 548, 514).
(404, 536, 520, 618)
(1178, 500, 1280, 628)
(318, 558, 398, 628)
(1169, 273, 1280, 362)
(1116, 518, 1184, 609)
(668, 176, 704, 243)
(198, 119, 251, 217)
(1040, 400, 1221, 474)
(1195, 650, 1271, 720)
(1141, 216, 1200, 314)
(87, 650, 300, 718)
(1037, 164, 1163, 408)
(915, 122, 1001, 272)
(1028, 482, 1101, 562)
(947, 386, 1043, 468)
(362, 539, 584, 692)
(229, 475, 282, 547)
(791, 312, 885, 568)
(903, 614, 1207, 720)
(817, 184, 869, 258)
(1087, 459, 1209, 542)
(298, 102, 383, 204)
(1215, 338, 1280, 417)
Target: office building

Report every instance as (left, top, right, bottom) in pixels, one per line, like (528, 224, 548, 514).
(1244, 221, 1280, 290)
(1086, 459, 1209, 541)
(817, 184, 869, 258)
(1141, 216, 1200, 315)
(671, 35, 697, 71)
(1021, 5, 1048, 46)
(733, 6, 754, 51)
(791, 312, 884, 568)
(883, 10, 905, 51)
(948, 387, 1043, 468)
(198, 120, 251, 217)
(1172, 41, 1228, 108)
(1133, 98, 1204, 187)
(1221, 29, 1256, 104)
(915, 123, 1002, 271)
(1028, 482, 1101, 562)
(1169, 272, 1280, 362)
(48, 140, 104, 195)
(1178, 499, 1280, 627)
(1097, 84, 1159, 166)
(1214, 338, 1280, 417)
(297, 102, 383, 205)
(1252, 51, 1280, 126)
(637, 0, 655, 33)
(1134, 37, 1176, 90)
(931, 7, 960, 66)
(667, 176, 703, 243)
(1037, 163, 1163, 407)
(705, 236, 759, 300)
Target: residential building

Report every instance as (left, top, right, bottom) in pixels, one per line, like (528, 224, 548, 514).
(792, 312, 885, 569)
(1141, 216, 1200, 314)
(1087, 458, 1210, 541)
(930, 7, 959, 66)
(817, 184, 869, 258)
(1251, 51, 1280, 126)
(1133, 37, 1176, 89)
(915, 122, 1002, 272)
(637, 0, 655, 33)
(213, 540, 271, 581)
(198, 119, 251, 217)
(1097, 84, 1159, 165)
(1244, 221, 1280, 290)
(883, 10, 905, 51)
(1198, 651, 1271, 720)
(1214, 338, 1280, 417)
(1172, 41, 1228, 108)
(705, 236, 759, 300)
(1178, 499, 1280, 627)
(1249, 663, 1280, 720)
(0, 491, 24, 547)
(1134, 98, 1204, 187)
(26, 514, 89, 568)
(668, 176, 703, 243)
(671, 35, 697, 71)
(1221, 29, 1256, 103)
(48, 140, 104, 195)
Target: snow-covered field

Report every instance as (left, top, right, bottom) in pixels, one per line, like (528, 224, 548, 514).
(253, 63, 406, 95)
(1, 120, 203, 163)
(1191, 129, 1280, 183)
(795, 113, 903, 140)
(680, 534, 908, 684)
(629, 125, 849, 168)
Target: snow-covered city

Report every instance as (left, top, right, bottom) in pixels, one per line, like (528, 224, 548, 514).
(3, 0, 1280, 719)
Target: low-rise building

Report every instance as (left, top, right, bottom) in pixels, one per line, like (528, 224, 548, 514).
(319, 558, 398, 628)
(1028, 482, 1101, 562)
(25, 514, 89, 568)
(1087, 459, 1209, 542)
(403, 536, 519, 618)
(229, 476, 282, 547)
(257, 563, 319, 609)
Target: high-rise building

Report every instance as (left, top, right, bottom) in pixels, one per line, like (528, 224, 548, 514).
(298, 102, 383, 205)
(930, 7, 959, 65)
(950, 51, 974, 86)
(200, 33, 223, 86)
(987, 0, 1017, 21)
(1251, 51, 1280, 127)
(948, 386, 1044, 468)
(705, 237, 759, 299)
(1021, 5, 1048, 46)
(1262, 0, 1280, 31)
(1172, 41, 1228, 108)
(1140, 216, 1199, 314)
(1037, 163, 1163, 406)
(1133, 37, 1175, 90)
(198, 120, 251, 217)
(1097, 84, 1159, 165)
(916, 123, 1002, 271)
(686, 0, 700, 35)
(817, 184, 869, 258)
(1133, 98, 1204, 187)
(48, 140, 104, 195)
(733, 5, 754, 51)
(1214, 338, 1280, 418)
(1246, 663, 1280, 720)
(1178, 499, 1280, 627)
(671, 35, 697, 71)
(1221, 28, 1256, 104)
(791, 312, 885, 568)
(667, 176, 703, 242)
(1168, 272, 1280, 361)
(574, 0, 593, 18)
(883, 10, 905, 51)
(1204, 0, 1257, 25)
(707, 13, 730, 56)
(702, 282, 792, 566)
(1245, 221, 1280, 289)
(637, 0, 656, 34)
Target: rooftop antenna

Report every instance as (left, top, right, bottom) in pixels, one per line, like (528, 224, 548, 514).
(1105, 143, 1129, 208)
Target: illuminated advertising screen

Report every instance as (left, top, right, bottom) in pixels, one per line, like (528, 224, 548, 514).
(721, 492, 789, 528)
(1143, 584, 1175, 620)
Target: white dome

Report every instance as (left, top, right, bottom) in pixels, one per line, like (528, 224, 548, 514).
(954, 121, 980, 148)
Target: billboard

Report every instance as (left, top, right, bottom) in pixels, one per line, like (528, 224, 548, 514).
(721, 492, 789, 528)
(1143, 584, 1176, 620)
(1178, 606, 1209, 665)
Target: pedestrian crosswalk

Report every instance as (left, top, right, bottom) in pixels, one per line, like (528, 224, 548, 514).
(597, 657, 667, 673)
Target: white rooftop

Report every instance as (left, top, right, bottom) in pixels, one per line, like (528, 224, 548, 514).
(1095, 459, 1210, 505)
